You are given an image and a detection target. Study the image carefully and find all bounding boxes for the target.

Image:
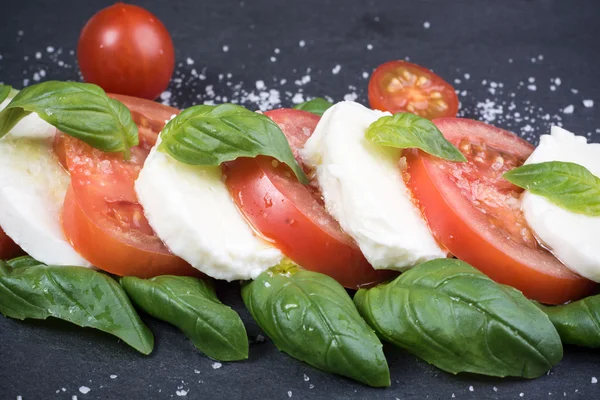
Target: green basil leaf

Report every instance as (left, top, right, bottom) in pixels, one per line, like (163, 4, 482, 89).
(504, 161, 600, 216)
(354, 258, 562, 379)
(538, 296, 600, 348)
(366, 113, 466, 162)
(159, 104, 308, 184)
(293, 97, 333, 116)
(0, 261, 153, 354)
(0, 81, 138, 159)
(121, 275, 248, 361)
(5, 256, 42, 269)
(242, 263, 390, 387)
(0, 84, 12, 104)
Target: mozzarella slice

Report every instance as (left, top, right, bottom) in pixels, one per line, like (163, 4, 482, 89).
(521, 126, 600, 282)
(301, 101, 446, 270)
(0, 94, 56, 139)
(0, 133, 91, 267)
(135, 138, 283, 281)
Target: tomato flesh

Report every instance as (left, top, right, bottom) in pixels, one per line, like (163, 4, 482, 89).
(56, 96, 198, 278)
(404, 118, 595, 304)
(225, 109, 395, 289)
(0, 227, 23, 260)
(77, 3, 175, 100)
(369, 60, 459, 119)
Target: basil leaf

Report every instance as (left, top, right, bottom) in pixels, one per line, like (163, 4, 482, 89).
(354, 258, 562, 379)
(159, 104, 308, 184)
(0, 84, 12, 104)
(0, 261, 153, 354)
(5, 256, 42, 269)
(0, 81, 138, 158)
(293, 97, 333, 116)
(538, 296, 600, 348)
(121, 275, 248, 361)
(366, 113, 466, 162)
(504, 161, 600, 216)
(242, 263, 390, 387)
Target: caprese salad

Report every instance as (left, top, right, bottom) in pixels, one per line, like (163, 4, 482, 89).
(1, 54, 599, 386)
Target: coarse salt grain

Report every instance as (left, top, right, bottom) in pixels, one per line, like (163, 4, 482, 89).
(110, 375, 117, 379)
(212, 362, 222, 369)
(79, 386, 90, 394)
(469, 386, 474, 392)
(423, 21, 431, 29)
(186, 57, 194, 65)
(288, 391, 292, 398)
(362, 72, 369, 79)
(583, 99, 594, 108)
(563, 105, 574, 114)
(367, 44, 373, 50)
(222, 45, 229, 52)
(298, 40, 305, 47)
(332, 65, 341, 74)
(592, 377, 598, 384)
(176, 389, 189, 396)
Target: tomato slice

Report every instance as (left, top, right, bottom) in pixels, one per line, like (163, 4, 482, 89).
(368, 60, 459, 119)
(0, 227, 23, 260)
(56, 95, 198, 278)
(404, 118, 595, 304)
(224, 109, 395, 289)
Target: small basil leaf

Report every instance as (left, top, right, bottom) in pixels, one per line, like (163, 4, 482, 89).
(159, 104, 308, 184)
(0, 81, 138, 158)
(242, 263, 390, 387)
(538, 296, 600, 348)
(354, 258, 562, 379)
(504, 161, 600, 216)
(121, 275, 248, 361)
(0, 84, 12, 104)
(293, 97, 333, 116)
(5, 256, 42, 269)
(366, 113, 466, 162)
(0, 262, 153, 354)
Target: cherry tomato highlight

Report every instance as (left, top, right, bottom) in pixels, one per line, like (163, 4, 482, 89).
(77, 3, 175, 100)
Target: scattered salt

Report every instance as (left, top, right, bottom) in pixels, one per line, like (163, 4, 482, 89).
(332, 65, 341, 74)
(362, 72, 369, 79)
(287, 391, 292, 398)
(527, 84, 537, 91)
(563, 105, 574, 114)
(469, 385, 474, 392)
(423, 21, 431, 29)
(186, 57, 194, 65)
(274, 48, 280, 54)
(46, 46, 54, 53)
(592, 377, 598, 384)
(270, 56, 277, 62)
(583, 99, 594, 108)
(222, 45, 229, 52)
(212, 362, 222, 369)
(110, 375, 117, 379)
(298, 40, 305, 47)
(303, 374, 310, 382)
(493, 387, 498, 392)
(554, 77, 562, 86)
(520, 393, 524, 397)
(367, 44, 373, 50)
(176, 389, 189, 396)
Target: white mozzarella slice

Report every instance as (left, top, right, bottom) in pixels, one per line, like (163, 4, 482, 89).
(135, 138, 283, 281)
(0, 94, 56, 139)
(0, 135, 91, 267)
(521, 126, 600, 282)
(300, 101, 446, 271)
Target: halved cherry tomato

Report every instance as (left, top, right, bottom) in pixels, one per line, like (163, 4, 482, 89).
(55, 95, 198, 278)
(404, 118, 595, 304)
(0, 227, 23, 260)
(224, 109, 395, 289)
(368, 60, 459, 119)
(77, 3, 175, 100)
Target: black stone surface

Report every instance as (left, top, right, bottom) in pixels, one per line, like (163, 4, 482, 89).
(1, 0, 600, 399)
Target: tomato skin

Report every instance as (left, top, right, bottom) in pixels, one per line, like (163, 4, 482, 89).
(368, 60, 459, 119)
(404, 118, 595, 304)
(57, 95, 200, 278)
(0, 227, 23, 260)
(225, 109, 395, 289)
(77, 3, 175, 100)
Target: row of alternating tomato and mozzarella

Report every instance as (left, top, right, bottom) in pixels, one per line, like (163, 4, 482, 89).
(0, 94, 598, 305)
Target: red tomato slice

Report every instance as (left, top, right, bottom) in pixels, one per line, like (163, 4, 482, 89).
(404, 118, 595, 304)
(56, 95, 199, 278)
(77, 3, 175, 100)
(368, 60, 459, 119)
(224, 109, 395, 289)
(0, 227, 23, 260)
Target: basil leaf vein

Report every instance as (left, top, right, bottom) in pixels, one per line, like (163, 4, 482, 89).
(504, 161, 600, 216)
(121, 275, 248, 361)
(538, 295, 600, 348)
(159, 104, 308, 184)
(0, 81, 138, 158)
(242, 263, 390, 387)
(366, 113, 466, 162)
(354, 258, 562, 379)
(0, 261, 153, 354)
(293, 97, 333, 116)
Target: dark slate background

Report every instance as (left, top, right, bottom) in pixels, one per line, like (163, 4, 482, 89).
(1, 0, 600, 399)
